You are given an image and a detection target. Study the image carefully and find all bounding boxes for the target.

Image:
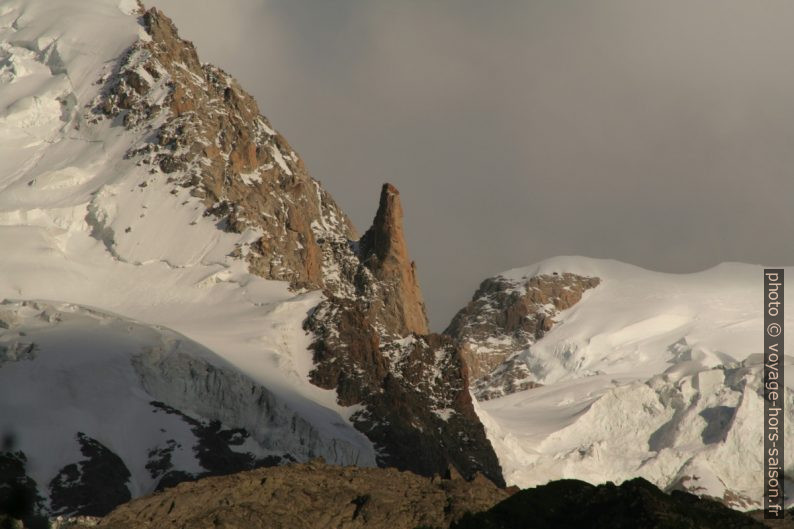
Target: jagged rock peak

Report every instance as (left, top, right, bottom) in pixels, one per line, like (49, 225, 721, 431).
(360, 183, 404, 262)
(304, 181, 504, 485)
(94, 5, 355, 289)
(359, 183, 429, 336)
(446, 272, 601, 400)
(93, 461, 511, 529)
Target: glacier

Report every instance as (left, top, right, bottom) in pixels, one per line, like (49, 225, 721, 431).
(472, 256, 794, 510)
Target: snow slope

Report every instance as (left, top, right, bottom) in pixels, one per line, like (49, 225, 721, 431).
(0, 0, 375, 515)
(475, 256, 793, 510)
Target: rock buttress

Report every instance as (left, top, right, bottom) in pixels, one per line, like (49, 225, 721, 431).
(306, 183, 504, 487)
(445, 272, 600, 400)
(359, 183, 429, 336)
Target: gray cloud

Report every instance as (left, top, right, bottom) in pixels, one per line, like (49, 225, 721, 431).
(150, 0, 794, 329)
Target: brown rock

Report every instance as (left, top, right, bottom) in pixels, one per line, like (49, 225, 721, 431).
(306, 300, 505, 486)
(446, 272, 600, 399)
(95, 462, 510, 529)
(300, 183, 503, 486)
(359, 184, 429, 336)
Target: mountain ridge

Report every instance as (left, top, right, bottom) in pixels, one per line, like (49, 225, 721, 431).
(0, 0, 503, 518)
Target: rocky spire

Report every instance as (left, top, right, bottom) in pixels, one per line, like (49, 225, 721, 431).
(359, 184, 429, 336)
(306, 182, 505, 485)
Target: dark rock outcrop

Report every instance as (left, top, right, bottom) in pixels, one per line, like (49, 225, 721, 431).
(48, 434, 131, 518)
(56, 470, 780, 529)
(146, 402, 285, 492)
(446, 272, 600, 399)
(452, 477, 767, 529)
(93, 460, 510, 529)
(748, 509, 794, 528)
(305, 184, 504, 486)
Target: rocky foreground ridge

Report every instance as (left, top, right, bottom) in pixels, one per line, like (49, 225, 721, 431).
(79, 461, 508, 529)
(4, 462, 787, 529)
(452, 477, 782, 529)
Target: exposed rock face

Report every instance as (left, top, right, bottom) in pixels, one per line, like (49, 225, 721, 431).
(446, 272, 600, 400)
(305, 185, 504, 485)
(92, 6, 503, 489)
(307, 317, 504, 484)
(132, 345, 374, 469)
(145, 401, 285, 491)
(48, 434, 131, 518)
(54, 469, 776, 529)
(94, 460, 510, 529)
(0, 449, 47, 529)
(359, 184, 429, 336)
(95, 7, 355, 289)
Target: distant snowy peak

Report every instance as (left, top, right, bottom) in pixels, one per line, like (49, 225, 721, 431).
(499, 255, 649, 281)
(452, 256, 779, 398)
(459, 256, 794, 510)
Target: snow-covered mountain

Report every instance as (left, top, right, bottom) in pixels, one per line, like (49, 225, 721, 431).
(0, 0, 500, 518)
(1, 0, 788, 522)
(449, 256, 793, 510)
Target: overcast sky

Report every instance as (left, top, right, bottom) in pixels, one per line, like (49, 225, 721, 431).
(151, 0, 794, 330)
